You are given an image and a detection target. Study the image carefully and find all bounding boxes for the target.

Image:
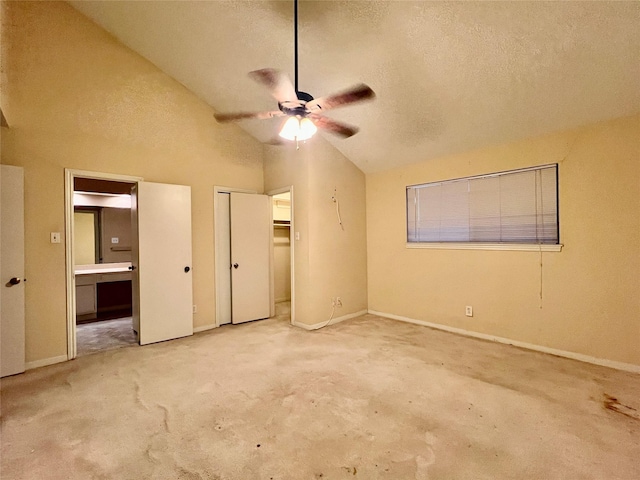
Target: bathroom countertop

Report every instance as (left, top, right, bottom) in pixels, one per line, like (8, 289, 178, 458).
(74, 263, 132, 275)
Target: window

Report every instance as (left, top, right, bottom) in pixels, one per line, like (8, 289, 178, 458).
(407, 164, 559, 246)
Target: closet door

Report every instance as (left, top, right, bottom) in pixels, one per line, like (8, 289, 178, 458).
(230, 192, 271, 324)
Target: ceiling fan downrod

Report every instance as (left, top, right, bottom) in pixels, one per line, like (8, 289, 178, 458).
(292, 0, 313, 105)
(294, 0, 298, 93)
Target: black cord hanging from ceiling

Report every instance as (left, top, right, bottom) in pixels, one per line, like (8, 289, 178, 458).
(294, 0, 299, 93)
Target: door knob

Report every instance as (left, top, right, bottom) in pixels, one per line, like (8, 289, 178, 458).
(8, 277, 21, 286)
(233, 263, 239, 269)
(184, 266, 190, 273)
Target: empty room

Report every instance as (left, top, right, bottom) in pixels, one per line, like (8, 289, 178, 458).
(1, 1, 638, 479)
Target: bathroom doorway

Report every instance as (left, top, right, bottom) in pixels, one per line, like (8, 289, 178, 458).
(66, 171, 141, 358)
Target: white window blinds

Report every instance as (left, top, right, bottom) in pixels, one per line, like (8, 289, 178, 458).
(407, 165, 558, 244)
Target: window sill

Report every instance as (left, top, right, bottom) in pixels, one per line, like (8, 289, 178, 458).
(406, 242, 563, 252)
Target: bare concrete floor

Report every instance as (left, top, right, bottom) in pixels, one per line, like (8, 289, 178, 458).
(1, 314, 639, 479)
(74, 302, 291, 357)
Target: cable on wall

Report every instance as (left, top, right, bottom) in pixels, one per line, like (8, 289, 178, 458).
(539, 244, 544, 309)
(331, 188, 344, 230)
(317, 301, 337, 329)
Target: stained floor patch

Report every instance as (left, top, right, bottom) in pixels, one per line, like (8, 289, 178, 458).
(603, 393, 640, 420)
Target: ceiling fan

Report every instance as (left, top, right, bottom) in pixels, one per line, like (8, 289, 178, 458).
(213, 0, 375, 142)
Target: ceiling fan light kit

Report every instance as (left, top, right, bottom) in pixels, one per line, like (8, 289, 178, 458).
(213, 0, 375, 144)
(279, 116, 317, 142)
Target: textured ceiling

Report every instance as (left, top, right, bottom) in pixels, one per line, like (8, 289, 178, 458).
(69, 1, 640, 174)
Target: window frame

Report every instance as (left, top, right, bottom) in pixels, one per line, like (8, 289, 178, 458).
(406, 164, 562, 252)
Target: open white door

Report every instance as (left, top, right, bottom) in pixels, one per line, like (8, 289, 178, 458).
(230, 192, 271, 324)
(1, 165, 26, 377)
(132, 182, 193, 345)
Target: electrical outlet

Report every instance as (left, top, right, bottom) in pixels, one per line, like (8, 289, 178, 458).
(193, 305, 197, 314)
(336, 297, 342, 307)
(50, 232, 61, 244)
(465, 306, 473, 317)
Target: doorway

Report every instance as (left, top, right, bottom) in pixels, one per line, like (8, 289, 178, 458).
(65, 170, 142, 359)
(66, 170, 195, 359)
(269, 189, 293, 324)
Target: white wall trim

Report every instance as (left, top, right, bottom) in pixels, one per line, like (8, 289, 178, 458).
(369, 310, 640, 374)
(26, 355, 68, 371)
(193, 324, 216, 333)
(406, 242, 563, 252)
(293, 309, 368, 331)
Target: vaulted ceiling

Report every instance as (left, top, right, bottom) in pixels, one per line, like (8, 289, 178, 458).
(69, 1, 640, 174)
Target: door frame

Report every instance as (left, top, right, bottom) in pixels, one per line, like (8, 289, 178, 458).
(266, 186, 295, 326)
(64, 169, 143, 360)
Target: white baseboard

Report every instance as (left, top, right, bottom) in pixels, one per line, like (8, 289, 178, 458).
(193, 324, 216, 333)
(293, 309, 368, 331)
(368, 310, 640, 374)
(25, 355, 68, 371)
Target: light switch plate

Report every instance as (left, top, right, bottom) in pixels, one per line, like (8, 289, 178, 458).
(111, 237, 119, 244)
(50, 232, 61, 244)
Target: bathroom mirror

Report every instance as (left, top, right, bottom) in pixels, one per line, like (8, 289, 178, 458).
(74, 205, 133, 265)
(73, 178, 134, 266)
(74, 208, 101, 265)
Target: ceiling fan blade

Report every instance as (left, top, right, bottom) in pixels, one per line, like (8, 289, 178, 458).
(214, 110, 283, 123)
(249, 69, 297, 104)
(310, 114, 359, 138)
(306, 84, 375, 112)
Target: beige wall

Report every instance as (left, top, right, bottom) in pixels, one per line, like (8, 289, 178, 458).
(264, 137, 368, 326)
(1, 1, 264, 364)
(367, 115, 640, 366)
(307, 140, 368, 324)
(101, 207, 132, 264)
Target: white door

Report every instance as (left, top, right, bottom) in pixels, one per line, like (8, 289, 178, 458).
(1, 165, 26, 377)
(132, 182, 193, 345)
(230, 192, 271, 324)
